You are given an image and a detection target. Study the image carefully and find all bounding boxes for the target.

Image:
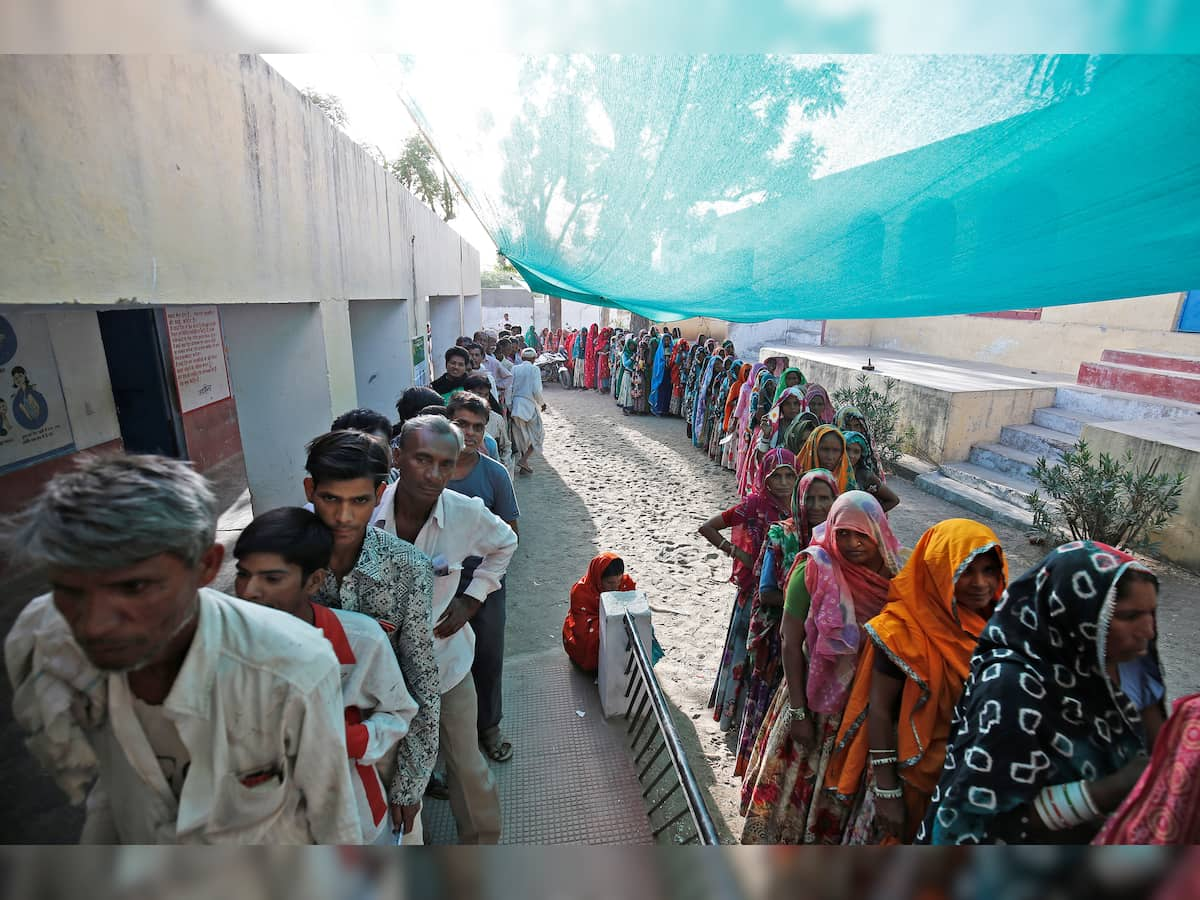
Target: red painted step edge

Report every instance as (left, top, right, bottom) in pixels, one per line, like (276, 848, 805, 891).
(1078, 361, 1200, 404)
(1101, 349, 1200, 375)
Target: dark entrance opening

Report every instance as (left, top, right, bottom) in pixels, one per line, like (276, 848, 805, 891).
(97, 308, 186, 457)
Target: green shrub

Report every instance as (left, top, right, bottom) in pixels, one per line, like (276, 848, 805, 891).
(1026, 439, 1186, 554)
(831, 374, 914, 473)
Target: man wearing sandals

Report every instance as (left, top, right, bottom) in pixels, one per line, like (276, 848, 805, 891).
(374, 414, 517, 844)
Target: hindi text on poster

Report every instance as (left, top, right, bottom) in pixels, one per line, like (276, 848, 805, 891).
(165, 306, 231, 413)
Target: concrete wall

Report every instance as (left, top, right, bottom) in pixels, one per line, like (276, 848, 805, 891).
(349, 299, 412, 417)
(561, 299, 602, 331)
(763, 345, 1057, 462)
(823, 293, 1196, 376)
(728, 319, 821, 358)
(222, 303, 340, 512)
(1082, 418, 1200, 569)
(1, 54, 480, 513)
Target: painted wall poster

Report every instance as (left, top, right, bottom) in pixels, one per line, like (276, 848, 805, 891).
(0, 312, 77, 474)
(165, 306, 232, 413)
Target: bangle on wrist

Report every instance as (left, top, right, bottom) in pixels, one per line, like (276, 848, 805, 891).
(1033, 780, 1101, 831)
(869, 755, 898, 767)
(785, 704, 807, 722)
(872, 783, 903, 800)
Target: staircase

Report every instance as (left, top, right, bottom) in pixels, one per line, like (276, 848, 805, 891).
(915, 351, 1200, 530)
(1078, 349, 1200, 405)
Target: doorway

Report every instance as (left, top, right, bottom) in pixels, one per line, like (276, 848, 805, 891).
(97, 308, 186, 457)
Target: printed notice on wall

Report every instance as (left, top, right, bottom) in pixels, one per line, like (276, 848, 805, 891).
(165, 306, 231, 413)
(0, 312, 77, 474)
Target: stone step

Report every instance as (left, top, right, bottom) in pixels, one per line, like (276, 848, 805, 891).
(1052, 385, 1200, 421)
(999, 423, 1076, 458)
(940, 461, 1040, 508)
(915, 472, 1035, 531)
(1078, 360, 1200, 405)
(1101, 348, 1200, 376)
(969, 442, 1044, 479)
(1031, 406, 1097, 437)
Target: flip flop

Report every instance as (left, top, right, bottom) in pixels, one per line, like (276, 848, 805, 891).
(481, 734, 513, 762)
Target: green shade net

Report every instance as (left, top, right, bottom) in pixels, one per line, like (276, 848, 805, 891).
(396, 55, 1200, 322)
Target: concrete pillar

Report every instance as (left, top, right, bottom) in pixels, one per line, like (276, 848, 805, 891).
(222, 302, 352, 514)
(463, 294, 482, 335)
(349, 299, 412, 418)
(319, 298, 358, 416)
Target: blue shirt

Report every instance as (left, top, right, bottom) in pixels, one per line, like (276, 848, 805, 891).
(448, 452, 520, 523)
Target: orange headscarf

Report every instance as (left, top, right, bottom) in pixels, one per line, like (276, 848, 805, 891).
(795, 425, 854, 493)
(824, 519, 1007, 842)
(563, 553, 636, 672)
(722, 363, 751, 432)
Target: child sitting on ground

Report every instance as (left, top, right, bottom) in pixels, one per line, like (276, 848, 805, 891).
(234, 507, 418, 844)
(563, 554, 636, 672)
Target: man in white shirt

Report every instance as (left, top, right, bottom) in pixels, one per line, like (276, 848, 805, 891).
(510, 347, 547, 475)
(233, 506, 419, 844)
(4, 455, 361, 844)
(374, 414, 517, 844)
(491, 336, 516, 411)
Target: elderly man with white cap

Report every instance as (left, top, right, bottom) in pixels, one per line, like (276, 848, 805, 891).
(510, 347, 546, 475)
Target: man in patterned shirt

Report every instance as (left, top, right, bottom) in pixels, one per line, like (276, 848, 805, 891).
(304, 430, 439, 843)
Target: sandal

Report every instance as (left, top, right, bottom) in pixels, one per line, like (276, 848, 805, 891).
(481, 733, 513, 762)
(518, 464, 534, 475)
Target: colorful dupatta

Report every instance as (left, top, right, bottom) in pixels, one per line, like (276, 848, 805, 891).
(725, 448, 796, 593)
(748, 469, 841, 678)
(563, 552, 637, 672)
(771, 367, 807, 404)
(723, 363, 751, 432)
(800, 491, 903, 715)
(918, 541, 1157, 845)
(825, 519, 1007, 841)
(584, 323, 598, 389)
(836, 405, 886, 482)
(1093, 692, 1200, 844)
(650, 333, 672, 415)
(796, 424, 855, 492)
(765, 386, 807, 444)
(803, 383, 835, 425)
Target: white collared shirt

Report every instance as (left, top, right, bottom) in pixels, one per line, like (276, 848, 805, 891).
(373, 484, 518, 694)
(6, 589, 363, 844)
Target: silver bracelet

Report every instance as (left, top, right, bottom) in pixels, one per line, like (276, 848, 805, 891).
(872, 784, 903, 800)
(786, 704, 807, 722)
(869, 755, 898, 767)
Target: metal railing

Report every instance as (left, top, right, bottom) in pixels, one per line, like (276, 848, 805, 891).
(622, 611, 720, 845)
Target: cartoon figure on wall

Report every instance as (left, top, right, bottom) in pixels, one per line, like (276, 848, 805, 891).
(11, 366, 49, 430)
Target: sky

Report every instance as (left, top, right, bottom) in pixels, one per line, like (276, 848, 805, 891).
(261, 54, 502, 269)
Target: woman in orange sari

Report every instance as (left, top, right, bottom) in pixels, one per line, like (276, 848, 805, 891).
(795, 425, 856, 493)
(563, 553, 636, 672)
(824, 519, 1007, 843)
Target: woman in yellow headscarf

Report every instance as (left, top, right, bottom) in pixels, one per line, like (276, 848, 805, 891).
(823, 519, 1007, 844)
(795, 424, 855, 493)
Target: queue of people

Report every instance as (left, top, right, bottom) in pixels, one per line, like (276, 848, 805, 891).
(3, 325, 551, 845)
(3, 317, 1195, 848)
(658, 340, 1189, 845)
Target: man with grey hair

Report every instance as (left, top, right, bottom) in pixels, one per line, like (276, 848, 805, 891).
(4, 454, 363, 843)
(373, 414, 516, 844)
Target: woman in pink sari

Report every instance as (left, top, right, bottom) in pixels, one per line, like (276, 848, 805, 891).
(1093, 692, 1200, 844)
(741, 491, 903, 844)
